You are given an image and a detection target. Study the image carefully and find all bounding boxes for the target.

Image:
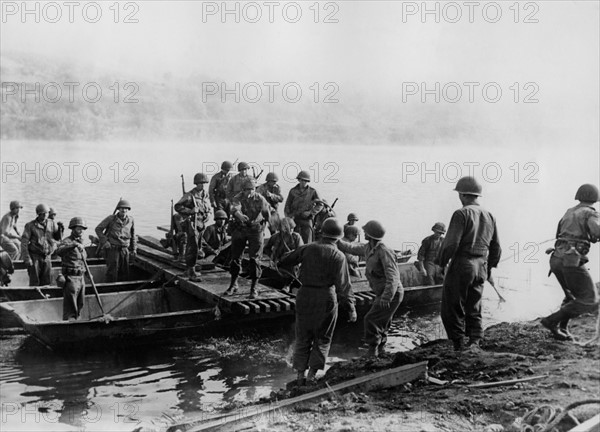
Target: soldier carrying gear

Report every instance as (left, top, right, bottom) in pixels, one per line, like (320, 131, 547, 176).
(0, 200, 23, 261)
(21, 203, 61, 286)
(416, 222, 446, 285)
(202, 209, 230, 260)
(338, 219, 402, 358)
(226, 162, 252, 203)
(95, 199, 137, 283)
(264, 217, 304, 293)
(284, 169, 320, 244)
(257, 171, 284, 234)
(209, 161, 234, 214)
(175, 173, 212, 282)
(541, 183, 600, 341)
(225, 177, 271, 299)
(56, 217, 88, 320)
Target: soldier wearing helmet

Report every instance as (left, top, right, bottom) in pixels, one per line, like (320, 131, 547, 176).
(174, 173, 212, 282)
(226, 162, 252, 204)
(343, 213, 362, 242)
(95, 198, 137, 283)
(416, 222, 446, 286)
(436, 176, 501, 352)
(21, 203, 61, 286)
(342, 225, 362, 277)
(264, 217, 304, 293)
(48, 207, 65, 242)
(225, 177, 271, 299)
(256, 172, 284, 234)
(56, 217, 88, 320)
(284, 170, 321, 243)
(312, 198, 336, 241)
(202, 209, 230, 258)
(209, 161, 234, 214)
(280, 217, 356, 384)
(541, 183, 600, 341)
(338, 220, 403, 358)
(0, 200, 23, 260)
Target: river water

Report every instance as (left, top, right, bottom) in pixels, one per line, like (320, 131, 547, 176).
(0, 140, 598, 431)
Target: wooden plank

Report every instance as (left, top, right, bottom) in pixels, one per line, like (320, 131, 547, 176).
(245, 301, 261, 314)
(256, 301, 271, 313)
(265, 299, 281, 313)
(467, 375, 547, 389)
(233, 302, 250, 315)
(169, 361, 428, 432)
(569, 414, 600, 432)
(157, 225, 170, 232)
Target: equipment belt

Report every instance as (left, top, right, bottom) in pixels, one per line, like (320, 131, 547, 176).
(62, 267, 85, 276)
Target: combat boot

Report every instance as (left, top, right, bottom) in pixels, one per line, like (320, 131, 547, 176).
(188, 268, 202, 282)
(559, 320, 574, 341)
(540, 317, 570, 341)
(248, 279, 259, 299)
(452, 338, 465, 352)
(306, 368, 318, 384)
(224, 276, 239, 296)
(296, 370, 306, 386)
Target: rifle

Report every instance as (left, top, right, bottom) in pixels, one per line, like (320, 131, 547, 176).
(180, 174, 186, 194)
(169, 199, 177, 254)
(252, 166, 264, 181)
(331, 198, 339, 209)
(96, 197, 122, 256)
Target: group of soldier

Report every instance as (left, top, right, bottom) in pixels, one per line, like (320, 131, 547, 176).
(0, 162, 598, 383)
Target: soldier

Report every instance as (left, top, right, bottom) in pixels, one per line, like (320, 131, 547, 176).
(257, 172, 284, 234)
(209, 161, 234, 213)
(48, 207, 65, 240)
(342, 225, 362, 277)
(435, 177, 501, 352)
(312, 199, 336, 241)
(226, 162, 252, 203)
(0, 246, 15, 286)
(344, 213, 361, 241)
(0, 200, 23, 260)
(174, 173, 212, 282)
(280, 218, 357, 384)
(541, 183, 600, 340)
(284, 170, 320, 244)
(338, 220, 403, 358)
(21, 204, 60, 286)
(264, 217, 304, 293)
(202, 209, 230, 257)
(95, 199, 137, 283)
(416, 222, 446, 285)
(56, 217, 88, 320)
(225, 178, 271, 299)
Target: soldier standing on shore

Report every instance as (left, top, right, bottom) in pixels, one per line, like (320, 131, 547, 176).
(435, 177, 501, 352)
(0, 201, 23, 261)
(175, 173, 212, 282)
(541, 183, 600, 340)
(209, 161, 234, 214)
(284, 170, 320, 244)
(21, 204, 60, 286)
(56, 217, 88, 320)
(95, 199, 137, 283)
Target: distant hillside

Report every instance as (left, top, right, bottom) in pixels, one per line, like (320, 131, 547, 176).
(1, 52, 477, 143)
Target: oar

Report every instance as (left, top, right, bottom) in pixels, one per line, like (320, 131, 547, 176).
(83, 258, 110, 318)
(487, 274, 506, 302)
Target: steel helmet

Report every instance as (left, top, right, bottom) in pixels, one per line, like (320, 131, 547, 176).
(313, 198, 328, 206)
(117, 199, 132, 209)
(221, 161, 233, 171)
(363, 220, 385, 240)
(237, 162, 250, 171)
(35, 204, 50, 215)
(9, 200, 22, 210)
(266, 172, 279, 182)
(242, 178, 256, 189)
(432, 222, 446, 233)
(575, 184, 599, 202)
(320, 217, 343, 239)
(49, 207, 57, 216)
(193, 173, 209, 184)
(347, 212, 359, 222)
(69, 217, 88, 229)
(214, 210, 228, 220)
(296, 170, 311, 181)
(343, 225, 360, 237)
(454, 176, 482, 196)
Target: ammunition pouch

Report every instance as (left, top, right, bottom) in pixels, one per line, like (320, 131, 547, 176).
(554, 239, 589, 267)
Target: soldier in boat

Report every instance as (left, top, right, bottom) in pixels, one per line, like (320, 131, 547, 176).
(21, 204, 61, 286)
(56, 217, 88, 320)
(284, 170, 320, 244)
(415, 222, 446, 285)
(0, 200, 23, 261)
(209, 160, 234, 214)
(264, 217, 304, 293)
(202, 209, 230, 261)
(312, 198, 336, 242)
(344, 212, 361, 241)
(342, 225, 362, 278)
(256, 172, 284, 234)
(226, 162, 252, 204)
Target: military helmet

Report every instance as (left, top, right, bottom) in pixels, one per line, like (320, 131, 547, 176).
(266, 172, 279, 182)
(432, 222, 446, 233)
(48, 207, 57, 216)
(313, 198, 328, 206)
(221, 161, 233, 171)
(347, 212, 359, 222)
(238, 162, 250, 171)
(193, 173, 209, 184)
(35, 204, 50, 215)
(454, 176, 482, 196)
(575, 183, 599, 202)
(214, 210, 228, 220)
(242, 178, 256, 190)
(320, 218, 343, 239)
(296, 170, 311, 181)
(9, 200, 22, 210)
(363, 220, 385, 241)
(117, 199, 132, 209)
(69, 217, 88, 229)
(343, 225, 360, 237)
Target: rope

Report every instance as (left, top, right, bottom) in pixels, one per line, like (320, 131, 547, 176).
(519, 399, 600, 432)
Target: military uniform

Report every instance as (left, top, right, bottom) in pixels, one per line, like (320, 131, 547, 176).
(21, 219, 60, 286)
(95, 214, 137, 282)
(257, 181, 284, 233)
(313, 207, 336, 241)
(202, 222, 230, 255)
(436, 203, 501, 346)
(418, 234, 445, 285)
(56, 234, 87, 320)
(284, 184, 320, 244)
(338, 240, 403, 354)
(264, 229, 303, 289)
(226, 173, 251, 203)
(543, 202, 600, 333)
(175, 188, 211, 277)
(209, 170, 233, 213)
(0, 211, 21, 260)
(280, 240, 355, 373)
